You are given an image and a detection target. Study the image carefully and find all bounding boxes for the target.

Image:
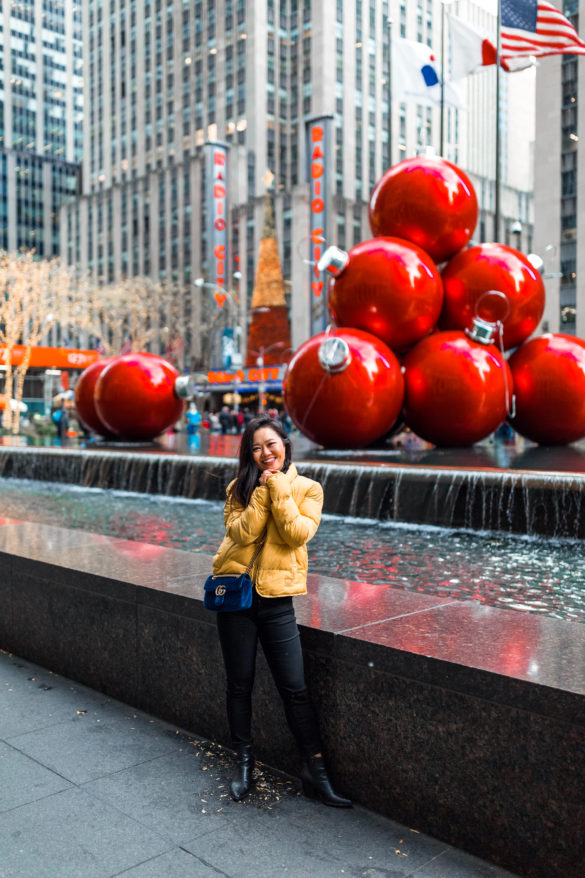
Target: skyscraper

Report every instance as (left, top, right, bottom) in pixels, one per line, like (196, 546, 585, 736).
(0, 0, 83, 256)
(61, 0, 535, 367)
(533, 0, 584, 337)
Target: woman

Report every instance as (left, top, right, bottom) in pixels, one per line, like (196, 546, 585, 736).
(212, 415, 351, 807)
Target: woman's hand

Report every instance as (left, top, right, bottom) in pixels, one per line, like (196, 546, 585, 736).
(259, 468, 279, 486)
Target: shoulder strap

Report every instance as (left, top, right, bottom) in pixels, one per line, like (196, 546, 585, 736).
(244, 530, 266, 576)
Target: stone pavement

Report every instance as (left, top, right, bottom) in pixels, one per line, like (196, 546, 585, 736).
(0, 650, 519, 878)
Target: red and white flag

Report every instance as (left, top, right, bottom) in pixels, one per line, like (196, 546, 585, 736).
(501, 0, 585, 61)
(449, 15, 499, 79)
(448, 14, 535, 79)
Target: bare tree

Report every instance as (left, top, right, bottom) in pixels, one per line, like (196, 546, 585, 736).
(0, 253, 190, 434)
(84, 276, 186, 367)
(0, 251, 81, 434)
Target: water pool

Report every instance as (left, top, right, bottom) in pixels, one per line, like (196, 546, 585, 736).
(0, 477, 582, 623)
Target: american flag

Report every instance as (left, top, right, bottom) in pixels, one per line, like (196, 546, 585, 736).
(501, 0, 585, 60)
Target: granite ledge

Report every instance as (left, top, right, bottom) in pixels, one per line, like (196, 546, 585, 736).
(0, 521, 584, 726)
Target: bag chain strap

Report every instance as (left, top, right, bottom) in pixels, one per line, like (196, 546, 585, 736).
(244, 530, 266, 578)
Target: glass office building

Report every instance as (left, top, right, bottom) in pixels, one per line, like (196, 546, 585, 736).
(0, 0, 82, 256)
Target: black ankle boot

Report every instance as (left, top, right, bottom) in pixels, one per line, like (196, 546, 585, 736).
(230, 744, 255, 802)
(301, 755, 352, 808)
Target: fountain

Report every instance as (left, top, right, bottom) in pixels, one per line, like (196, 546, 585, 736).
(0, 442, 584, 538)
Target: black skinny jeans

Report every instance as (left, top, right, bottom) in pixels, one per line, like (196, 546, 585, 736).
(216, 589, 322, 757)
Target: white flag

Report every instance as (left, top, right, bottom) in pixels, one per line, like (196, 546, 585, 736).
(448, 14, 536, 79)
(392, 38, 466, 110)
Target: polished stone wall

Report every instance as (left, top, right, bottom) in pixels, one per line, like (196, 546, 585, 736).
(0, 518, 584, 877)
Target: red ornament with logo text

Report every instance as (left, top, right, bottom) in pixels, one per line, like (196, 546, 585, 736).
(440, 243, 545, 350)
(509, 334, 585, 445)
(369, 156, 478, 264)
(95, 353, 185, 441)
(327, 237, 443, 353)
(403, 328, 513, 446)
(74, 357, 117, 437)
(283, 329, 404, 448)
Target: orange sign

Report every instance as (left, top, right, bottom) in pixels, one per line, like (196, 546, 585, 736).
(208, 141, 229, 307)
(0, 346, 99, 369)
(309, 124, 325, 299)
(207, 367, 280, 385)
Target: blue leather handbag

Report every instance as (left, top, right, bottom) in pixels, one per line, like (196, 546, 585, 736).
(204, 535, 265, 612)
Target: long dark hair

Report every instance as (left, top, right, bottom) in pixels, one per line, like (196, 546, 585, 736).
(232, 415, 292, 507)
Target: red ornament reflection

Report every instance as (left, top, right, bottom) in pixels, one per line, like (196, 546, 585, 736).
(509, 334, 585, 445)
(328, 237, 443, 353)
(283, 329, 404, 449)
(440, 243, 545, 350)
(95, 353, 184, 441)
(369, 156, 478, 264)
(403, 331, 513, 446)
(74, 357, 117, 436)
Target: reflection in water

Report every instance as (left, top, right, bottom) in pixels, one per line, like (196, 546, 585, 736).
(0, 477, 583, 623)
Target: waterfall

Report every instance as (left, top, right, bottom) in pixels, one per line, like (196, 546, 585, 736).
(0, 447, 584, 537)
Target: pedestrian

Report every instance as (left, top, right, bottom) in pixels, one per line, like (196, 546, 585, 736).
(278, 409, 293, 434)
(52, 404, 69, 443)
(211, 414, 351, 807)
(185, 402, 201, 434)
(219, 405, 232, 435)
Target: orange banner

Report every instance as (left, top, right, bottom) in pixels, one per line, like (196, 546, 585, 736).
(207, 367, 281, 385)
(0, 346, 100, 369)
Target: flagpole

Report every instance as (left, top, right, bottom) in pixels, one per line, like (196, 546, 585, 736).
(440, 0, 446, 155)
(494, 0, 502, 241)
(387, 16, 393, 167)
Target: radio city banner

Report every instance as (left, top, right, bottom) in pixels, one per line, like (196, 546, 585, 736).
(306, 115, 333, 335)
(204, 141, 230, 308)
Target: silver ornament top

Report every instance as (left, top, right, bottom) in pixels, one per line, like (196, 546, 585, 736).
(318, 336, 351, 373)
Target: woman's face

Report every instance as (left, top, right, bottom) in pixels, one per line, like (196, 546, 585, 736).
(252, 426, 286, 473)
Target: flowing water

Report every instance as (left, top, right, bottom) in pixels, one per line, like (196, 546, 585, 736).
(0, 477, 583, 623)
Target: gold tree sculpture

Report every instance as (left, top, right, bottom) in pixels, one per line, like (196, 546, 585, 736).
(0, 251, 82, 434)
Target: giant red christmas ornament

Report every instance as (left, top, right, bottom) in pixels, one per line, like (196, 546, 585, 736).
(403, 326, 513, 446)
(95, 353, 184, 441)
(440, 243, 545, 350)
(327, 237, 443, 353)
(283, 329, 404, 448)
(74, 357, 117, 436)
(509, 334, 585, 445)
(368, 156, 478, 264)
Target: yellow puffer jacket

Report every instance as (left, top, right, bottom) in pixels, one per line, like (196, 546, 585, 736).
(212, 463, 323, 597)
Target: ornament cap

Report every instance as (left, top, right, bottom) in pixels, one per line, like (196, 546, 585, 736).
(465, 316, 497, 345)
(317, 246, 349, 277)
(175, 374, 196, 399)
(318, 336, 351, 373)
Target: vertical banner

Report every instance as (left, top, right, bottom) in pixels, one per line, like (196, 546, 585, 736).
(204, 141, 230, 308)
(306, 115, 333, 336)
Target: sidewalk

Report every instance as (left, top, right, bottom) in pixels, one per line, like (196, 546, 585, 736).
(0, 650, 519, 878)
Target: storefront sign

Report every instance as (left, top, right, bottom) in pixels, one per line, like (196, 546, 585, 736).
(0, 346, 99, 369)
(207, 367, 281, 385)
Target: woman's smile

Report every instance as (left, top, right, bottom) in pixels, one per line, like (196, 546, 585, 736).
(252, 426, 286, 473)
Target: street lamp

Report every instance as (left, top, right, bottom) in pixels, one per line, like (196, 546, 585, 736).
(194, 278, 243, 413)
(511, 219, 522, 250)
(193, 278, 242, 369)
